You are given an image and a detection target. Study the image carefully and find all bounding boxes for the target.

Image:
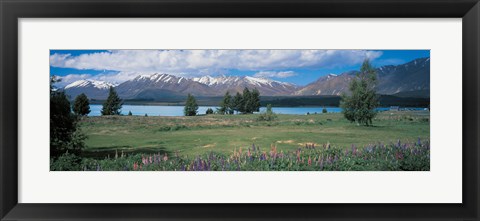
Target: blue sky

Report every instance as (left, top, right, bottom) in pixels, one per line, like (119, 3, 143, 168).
(50, 49, 429, 87)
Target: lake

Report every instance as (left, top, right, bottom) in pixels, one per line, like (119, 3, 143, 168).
(88, 105, 426, 116)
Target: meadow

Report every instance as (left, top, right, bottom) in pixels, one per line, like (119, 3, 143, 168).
(78, 110, 429, 163)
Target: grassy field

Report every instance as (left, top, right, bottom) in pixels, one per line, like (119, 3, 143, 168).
(79, 111, 429, 159)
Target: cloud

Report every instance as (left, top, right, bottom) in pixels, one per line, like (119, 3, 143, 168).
(254, 71, 297, 78)
(50, 50, 383, 76)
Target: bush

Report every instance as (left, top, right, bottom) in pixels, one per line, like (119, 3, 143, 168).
(128, 111, 133, 116)
(206, 108, 214, 115)
(257, 104, 278, 121)
(50, 152, 82, 171)
(322, 107, 328, 113)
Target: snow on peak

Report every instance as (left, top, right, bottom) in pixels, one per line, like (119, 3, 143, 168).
(192, 75, 218, 86)
(245, 76, 273, 86)
(133, 73, 181, 84)
(64, 79, 116, 90)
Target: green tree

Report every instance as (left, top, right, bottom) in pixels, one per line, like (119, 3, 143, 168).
(73, 93, 91, 116)
(340, 59, 379, 126)
(206, 108, 214, 115)
(250, 88, 261, 112)
(50, 76, 85, 159)
(128, 111, 133, 116)
(184, 93, 199, 116)
(218, 92, 233, 114)
(242, 88, 252, 113)
(101, 87, 123, 115)
(232, 92, 244, 114)
(257, 104, 277, 121)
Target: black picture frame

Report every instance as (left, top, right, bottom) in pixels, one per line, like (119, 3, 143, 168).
(1, 0, 479, 220)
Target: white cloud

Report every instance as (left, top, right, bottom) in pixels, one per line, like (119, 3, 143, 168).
(254, 71, 297, 78)
(50, 50, 383, 74)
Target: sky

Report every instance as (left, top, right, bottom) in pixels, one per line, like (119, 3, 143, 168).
(50, 49, 430, 87)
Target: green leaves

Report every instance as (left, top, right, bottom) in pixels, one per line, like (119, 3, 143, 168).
(184, 93, 199, 116)
(340, 59, 379, 126)
(101, 87, 123, 115)
(73, 93, 91, 116)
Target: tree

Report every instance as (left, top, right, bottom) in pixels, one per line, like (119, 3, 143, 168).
(250, 88, 261, 113)
(218, 92, 232, 114)
(257, 104, 277, 121)
(206, 108, 214, 115)
(232, 92, 244, 114)
(101, 87, 123, 115)
(50, 76, 85, 158)
(242, 88, 252, 113)
(73, 93, 91, 116)
(340, 59, 379, 126)
(184, 93, 198, 116)
(128, 111, 133, 116)
(322, 107, 328, 113)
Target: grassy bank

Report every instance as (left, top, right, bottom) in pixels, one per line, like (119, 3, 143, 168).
(79, 111, 429, 159)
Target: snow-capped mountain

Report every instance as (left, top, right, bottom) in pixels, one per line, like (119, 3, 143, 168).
(63, 79, 117, 99)
(61, 57, 430, 100)
(115, 73, 214, 99)
(192, 75, 298, 96)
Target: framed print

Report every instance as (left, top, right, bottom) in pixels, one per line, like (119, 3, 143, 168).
(1, 0, 479, 220)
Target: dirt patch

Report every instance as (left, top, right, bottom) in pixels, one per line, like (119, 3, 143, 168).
(297, 142, 319, 146)
(277, 140, 295, 144)
(202, 143, 216, 148)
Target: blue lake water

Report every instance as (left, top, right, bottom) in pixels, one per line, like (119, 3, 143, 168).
(88, 105, 425, 117)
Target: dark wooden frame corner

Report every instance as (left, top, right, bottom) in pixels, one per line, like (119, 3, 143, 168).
(1, 0, 479, 220)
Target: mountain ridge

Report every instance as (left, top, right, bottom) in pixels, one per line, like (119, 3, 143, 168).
(62, 57, 430, 100)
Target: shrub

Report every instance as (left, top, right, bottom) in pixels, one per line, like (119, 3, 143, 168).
(50, 152, 82, 171)
(128, 111, 133, 116)
(257, 104, 278, 121)
(206, 108, 214, 115)
(322, 107, 328, 113)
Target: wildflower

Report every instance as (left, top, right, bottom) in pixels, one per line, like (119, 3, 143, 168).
(163, 153, 168, 161)
(308, 156, 312, 166)
(133, 162, 138, 170)
(395, 152, 404, 160)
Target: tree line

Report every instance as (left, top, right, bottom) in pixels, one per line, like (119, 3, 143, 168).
(183, 87, 261, 116)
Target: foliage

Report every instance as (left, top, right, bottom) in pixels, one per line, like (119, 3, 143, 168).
(322, 107, 327, 113)
(232, 92, 244, 114)
(340, 59, 379, 126)
(128, 111, 133, 116)
(50, 76, 85, 158)
(206, 108, 214, 115)
(101, 87, 123, 115)
(56, 139, 430, 171)
(218, 92, 233, 114)
(248, 88, 261, 113)
(73, 93, 91, 116)
(184, 93, 199, 116)
(227, 88, 261, 114)
(50, 152, 82, 171)
(257, 104, 278, 121)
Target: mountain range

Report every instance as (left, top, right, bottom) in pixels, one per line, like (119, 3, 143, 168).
(61, 57, 430, 100)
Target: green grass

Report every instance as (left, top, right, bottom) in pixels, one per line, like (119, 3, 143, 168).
(79, 111, 429, 158)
